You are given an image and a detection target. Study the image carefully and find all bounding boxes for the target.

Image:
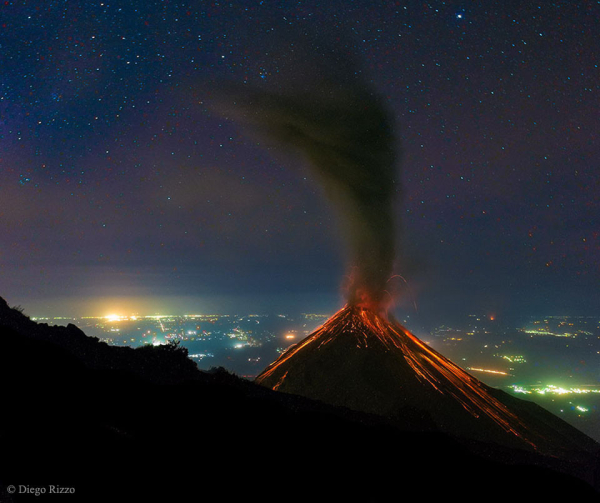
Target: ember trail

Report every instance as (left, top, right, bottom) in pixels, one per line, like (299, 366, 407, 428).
(256, 305, 537, 449)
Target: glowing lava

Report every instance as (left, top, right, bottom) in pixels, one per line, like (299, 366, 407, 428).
(256, 304, 541, 450)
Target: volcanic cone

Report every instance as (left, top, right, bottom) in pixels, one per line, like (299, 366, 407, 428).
(256, 305, 597, 459)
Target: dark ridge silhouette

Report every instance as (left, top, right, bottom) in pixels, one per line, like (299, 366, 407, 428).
(1, 296, 599, 502)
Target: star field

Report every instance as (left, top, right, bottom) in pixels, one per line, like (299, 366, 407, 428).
(0, 0, 598, 320)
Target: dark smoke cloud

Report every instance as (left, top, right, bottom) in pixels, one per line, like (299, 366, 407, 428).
(211, 37, 400, 311)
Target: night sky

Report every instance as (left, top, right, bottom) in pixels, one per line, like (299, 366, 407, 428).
(1, 1, 598, 324)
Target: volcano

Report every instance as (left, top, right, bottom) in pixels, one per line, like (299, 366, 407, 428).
(256, 305, 598, 461)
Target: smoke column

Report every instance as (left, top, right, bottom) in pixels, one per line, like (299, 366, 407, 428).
(213, 39, 400, 312)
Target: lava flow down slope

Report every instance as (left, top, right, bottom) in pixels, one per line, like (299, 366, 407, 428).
(256, 305, 598, 461)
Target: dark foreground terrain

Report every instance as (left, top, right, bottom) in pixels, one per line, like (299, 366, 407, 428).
(1, 297, 599, 502)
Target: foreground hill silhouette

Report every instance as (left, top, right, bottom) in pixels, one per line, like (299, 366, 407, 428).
(1, 296, 599, 502)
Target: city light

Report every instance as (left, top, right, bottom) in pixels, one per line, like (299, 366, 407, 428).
(510, 385, 600, 396)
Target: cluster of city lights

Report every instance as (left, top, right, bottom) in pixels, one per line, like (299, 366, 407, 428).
(509, 385, 598, 415)
(95, 313, 234, 322)
(501, 355, 527, 364)
(510, 384, 600, 395)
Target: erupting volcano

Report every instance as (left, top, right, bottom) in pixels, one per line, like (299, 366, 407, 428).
(256, 305, 598, 457)
(218, 36, 598, 465)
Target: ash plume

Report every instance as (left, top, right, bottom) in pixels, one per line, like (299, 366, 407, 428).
(213, 39, 400, 312)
